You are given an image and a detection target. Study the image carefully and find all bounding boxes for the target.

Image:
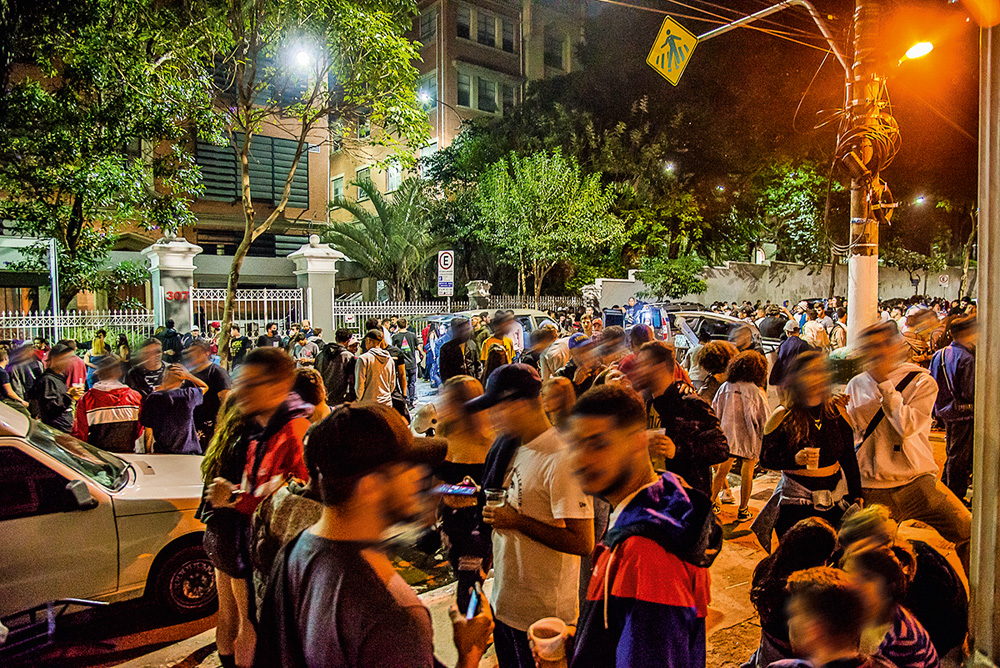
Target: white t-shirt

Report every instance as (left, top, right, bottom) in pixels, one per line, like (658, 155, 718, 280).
(490, 428, 594, 631)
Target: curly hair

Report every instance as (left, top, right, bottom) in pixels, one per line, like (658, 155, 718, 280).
(293, 367, 326, 406)
(694, 340, 737, 376)
(726, 350, 768, 388)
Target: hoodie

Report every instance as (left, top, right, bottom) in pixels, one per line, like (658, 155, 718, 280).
(72, 380, 144, 452)
(354, 347, 396, 407)
(570, 472, 722, 668)
(314, 342, 355, 404)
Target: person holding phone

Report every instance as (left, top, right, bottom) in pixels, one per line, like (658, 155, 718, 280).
(254, 403, 494, 668)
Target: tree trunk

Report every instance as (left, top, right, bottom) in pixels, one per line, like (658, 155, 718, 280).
(960, 212, 977, 298)
(827, 251, 837, 299)
(218, 228, 253, 366)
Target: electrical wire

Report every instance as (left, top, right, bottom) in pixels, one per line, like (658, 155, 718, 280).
(792, 51, 829, 133)
(684, 0, 834, 41)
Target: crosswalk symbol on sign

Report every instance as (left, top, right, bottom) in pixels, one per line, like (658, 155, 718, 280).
(646, 16, 698, 86)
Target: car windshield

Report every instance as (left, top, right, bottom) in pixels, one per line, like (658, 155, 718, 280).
(25, 421, 128, 491)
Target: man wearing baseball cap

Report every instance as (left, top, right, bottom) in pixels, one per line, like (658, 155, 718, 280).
(255, 404, 493, 668)
(554, 333, 603, 396)
(769, 318, 814, 387)
(471, 364, 594, 668)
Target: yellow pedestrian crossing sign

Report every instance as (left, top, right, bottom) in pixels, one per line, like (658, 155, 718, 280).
(646, 16, 698, 86)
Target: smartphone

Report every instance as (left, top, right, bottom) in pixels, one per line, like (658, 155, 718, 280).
(465, 582, 484, 620)
(431, 484, 478, 497)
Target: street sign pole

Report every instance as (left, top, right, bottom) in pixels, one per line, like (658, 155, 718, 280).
(437, 250, 455, 308)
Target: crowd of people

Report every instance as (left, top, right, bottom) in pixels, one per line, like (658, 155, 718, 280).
(2, 289, 980, 668)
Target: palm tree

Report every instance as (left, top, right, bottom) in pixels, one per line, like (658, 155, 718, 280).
(325, 176, 438, 301)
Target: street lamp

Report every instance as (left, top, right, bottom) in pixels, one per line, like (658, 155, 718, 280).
(418, 92, 464, 121)
(899, 41, 933, 65)
(914, 195, 926, 204)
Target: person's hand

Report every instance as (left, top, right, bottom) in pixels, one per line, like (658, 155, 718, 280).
(825, 393, 849, 418)
(529, 625, 575, 668)
(450, 599, 494, 668)
(482, 503, 519, 530)
(677, 382, 695, 396)
(794, 448, 820, 469)
(648, 432, 676, 459)
(19, 398, 29, 408)
(207, 477, 239, 509)
(68, 385, 84, 400)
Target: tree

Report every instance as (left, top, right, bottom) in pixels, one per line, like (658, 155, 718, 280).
(638, 254, 707, 301)
(0, 0, 214, 309)
(325, 177, 437, 300)
(881, 241, 946, 295)
(475, 150, 624, 300)
(209, 0, 428, 360)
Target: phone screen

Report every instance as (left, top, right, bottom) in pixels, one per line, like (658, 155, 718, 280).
(431, 484, 478, 497)
(465, 584, 481, 620)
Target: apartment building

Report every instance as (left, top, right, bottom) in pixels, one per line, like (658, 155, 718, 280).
(329, 0, 585, 223)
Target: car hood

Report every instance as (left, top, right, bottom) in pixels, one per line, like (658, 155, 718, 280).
(113, 454, 205, 516)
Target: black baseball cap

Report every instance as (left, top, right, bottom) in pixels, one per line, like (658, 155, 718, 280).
(465, 363, 542, 413)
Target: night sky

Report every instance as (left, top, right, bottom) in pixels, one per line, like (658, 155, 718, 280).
(579, 0, 980, 206)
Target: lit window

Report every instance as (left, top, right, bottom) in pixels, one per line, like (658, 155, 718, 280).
(419, 74, 437, 109)
(478, 11, 496, 47)
(457, 73, 471, 107)
(387, 163, 402, 192)
(419, 8, 437, 41)
(457, 6, 471, 39)
(331, 175, 344, 207)
(357, 118, 370, 139)
(477, 78, 497, 113)
(356, 167, 370, 201)
(544, 26, 564, 70)
(502, 18, 515, 52)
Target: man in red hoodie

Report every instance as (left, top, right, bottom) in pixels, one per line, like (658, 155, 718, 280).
(557, 385, 722, 668)
(72, 356, 146, 453)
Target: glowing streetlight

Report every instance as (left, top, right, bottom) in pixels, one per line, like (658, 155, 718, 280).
(294, 49, 312, 68)
(906, 42, 934, 59)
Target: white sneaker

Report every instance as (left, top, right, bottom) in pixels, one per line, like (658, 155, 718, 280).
(720, 489, 736, 504)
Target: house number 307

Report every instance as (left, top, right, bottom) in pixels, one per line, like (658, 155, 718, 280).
(164, 291, 189, 301)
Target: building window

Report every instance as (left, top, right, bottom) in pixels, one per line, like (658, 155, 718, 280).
(502, 18, 515, 52)
(502, 83, 515, 112)
(419, 8, 437, 41)
(195, 133, 309, 209)
(331, 175, 344, 207)
(544, 26, 564, 70)
(386, 163, 402, 192)
(419, 73, 437, 108)
(457, 73, 471, 107)
(357, 118, 371, 139)
(356, 167, 370, 201)
(457, 6, 471, 39)
(477, 11, 496, 47)
(477, 78, 497, 113)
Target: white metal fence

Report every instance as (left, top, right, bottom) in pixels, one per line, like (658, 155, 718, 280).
(488, 295, 583, 311)
(332, 300, 450, 334)
(190, 288, 309, 338)
(0, 310, 155, 347)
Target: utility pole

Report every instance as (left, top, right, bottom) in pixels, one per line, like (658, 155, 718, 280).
(970, 20, 1000, 666)
(845, 0, 881, 349)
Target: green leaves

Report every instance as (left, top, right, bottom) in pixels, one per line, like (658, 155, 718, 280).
(475, 149, 624, 297)
(325, 176, 437, 300)
(638, 254, 707, 300)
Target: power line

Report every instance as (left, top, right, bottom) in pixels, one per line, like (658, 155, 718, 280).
(683, 0, 831, 40)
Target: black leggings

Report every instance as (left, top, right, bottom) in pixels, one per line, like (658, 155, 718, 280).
(774, 503, 846, 540)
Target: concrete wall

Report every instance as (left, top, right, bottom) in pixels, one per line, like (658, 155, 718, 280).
(596, 261, 979, 307)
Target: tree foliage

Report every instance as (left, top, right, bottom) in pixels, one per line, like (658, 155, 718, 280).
(638, 254, 707, 301)
(0, 0, 215, 308)
(207, 0, 428, 358)
(325, 177, 437, 301)
(881, 240, 946, 293)
(475, 150, 624, 299)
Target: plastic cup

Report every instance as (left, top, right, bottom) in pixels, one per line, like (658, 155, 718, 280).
(484, 488, 505, 508)
(529, 617, 568, 661)
(804, 447, 821, 471)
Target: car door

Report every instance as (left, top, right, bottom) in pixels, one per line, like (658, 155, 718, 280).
(0, 443, 118, 618)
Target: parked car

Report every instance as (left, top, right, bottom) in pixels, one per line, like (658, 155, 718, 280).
(665, 311, 776, 361)
(425, 309, 558, 337)
(0, 404, 215, 625)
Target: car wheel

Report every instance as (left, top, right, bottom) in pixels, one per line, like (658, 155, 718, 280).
(153, 544, 217, 618)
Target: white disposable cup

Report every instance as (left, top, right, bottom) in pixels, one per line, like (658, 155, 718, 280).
(804, 447, 821, 471)
(529, 617, 568, 661)
(484, 488, 505, 508)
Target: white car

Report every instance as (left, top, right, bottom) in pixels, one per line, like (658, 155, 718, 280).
(0, 404, 216, 624)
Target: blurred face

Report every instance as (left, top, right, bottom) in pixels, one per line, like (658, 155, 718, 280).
(628, 298, 636, 306)
(471, 316, 480, 329)
(234, 364, 293, 417)
(141, 344, 163, 370)
(786, 598, 826, 656)
(541, 385, 573, 423)
(488, 397, 535, 437)
(794, 358, 830, 405)
(860, 331, 905, 378)
(569, 414, 646, 497)
(48, 351, 73, 374)
(731, 328, 752, 350)
(184, 345, 209, 368)
(633, 350, 665, 393)
(454, 322, 472, 343)
(592, 319, 603, 333)
(268, 324, 278, 336)
(570, 342, 597, 368)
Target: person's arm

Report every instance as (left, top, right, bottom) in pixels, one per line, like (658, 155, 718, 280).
(667, 394, 730, 467)
(144, 427, 154, 453)
(837, 417, 864, 502)
(355, 356, 367, 400)
(877, 373, 938, 442)
(397, 360, 407, 397)
(4, 382, 27, 407)
(178, 367, 209, 394)
(484, 505, 594, 556)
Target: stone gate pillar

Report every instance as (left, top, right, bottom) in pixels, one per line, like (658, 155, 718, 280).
(288, 235, 345, 337)
(141, 233, 202, 332)
(466, 280, 492, 310)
